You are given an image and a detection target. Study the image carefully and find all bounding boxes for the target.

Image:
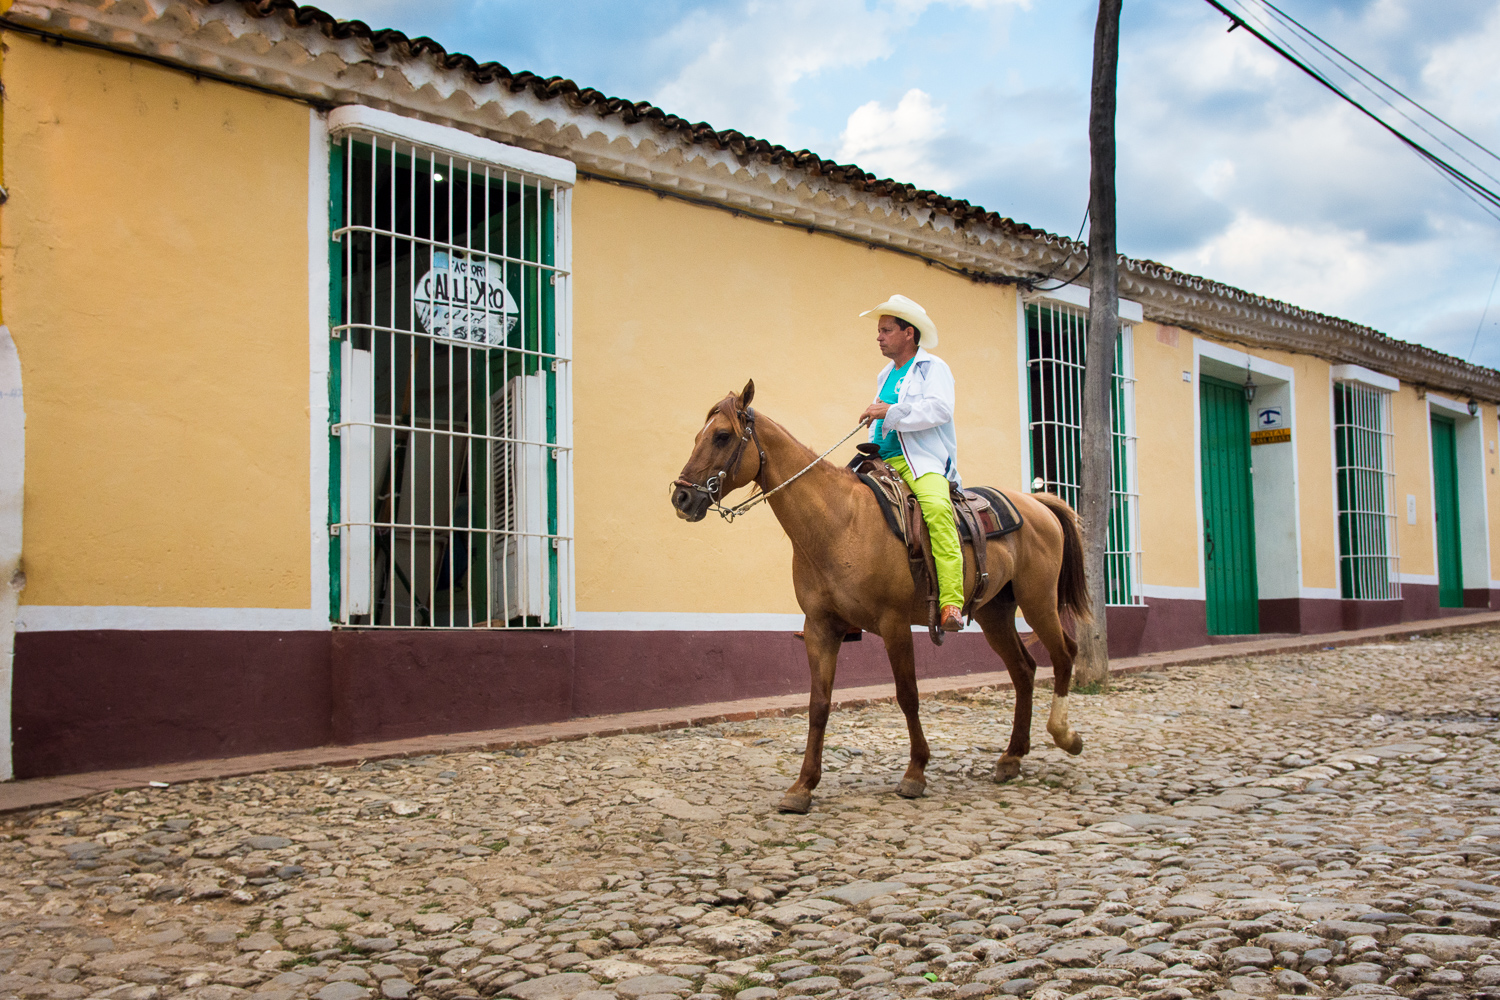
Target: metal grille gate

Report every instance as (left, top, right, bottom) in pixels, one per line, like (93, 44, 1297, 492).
(1334, 382, 1399, 601)
(329, 129, 573, 628)
(1024, 301, 1143, 605)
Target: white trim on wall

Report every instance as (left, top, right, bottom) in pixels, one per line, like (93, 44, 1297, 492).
(574, 612, 806, 631)
(16, 607, 329, 632)
(572, 612, 995, 635)
(1330, 363, 1399, 394)
(1427, 392, 1473, 417)
(1024, 282, 1144, 323)
(327, 106, 577, 186)
(1424, 394, 1491, 597)
(1197, 340, 1295, 382)
(1398, 572, 1439, 585)
(1015, 294, 1031, 492)
(1192, 346, 1207, 602)
(1190, 337, 1311, 614)
(0, 325, 24, 782)
(1140, 584, 1206, 601)
(309, 109, 333, 632)
(1300, 586, 1342, 600)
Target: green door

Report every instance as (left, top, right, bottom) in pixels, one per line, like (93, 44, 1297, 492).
(1201, 376, 1259, 634)
(1431, 416, 1463, 608)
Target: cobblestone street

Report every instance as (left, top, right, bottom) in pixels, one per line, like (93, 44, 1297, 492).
(2, 628, 1499, 1000)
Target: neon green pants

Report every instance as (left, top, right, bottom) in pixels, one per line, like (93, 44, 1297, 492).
(887, 455, 964, 610)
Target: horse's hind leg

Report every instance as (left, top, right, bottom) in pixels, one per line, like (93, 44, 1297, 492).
(880, 617, 930, 798)
(780, 615, 842, 814)
(1020, 598, 1084, 756)
(973, 600, 1036, 782)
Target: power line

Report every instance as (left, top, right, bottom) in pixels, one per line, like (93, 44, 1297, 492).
(1470, 259, 1500, 362)
(1216, 0, 1500, 221)
(1252, 0, 1500, 189)
(1203, 0, 1500, 224)
(1030, 206, 1092, 290)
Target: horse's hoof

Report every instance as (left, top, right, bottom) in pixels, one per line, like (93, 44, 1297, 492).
(896, 778, 926, 799)
(993, 757, 1021, 782)
(778, 790, 812, 814)
(1062, 733, 1084, 756)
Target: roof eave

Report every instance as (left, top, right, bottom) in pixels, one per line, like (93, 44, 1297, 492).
(10, 0, 1499, 401)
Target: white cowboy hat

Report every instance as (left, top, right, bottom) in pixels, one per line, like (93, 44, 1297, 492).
(860, 294, 938, 350)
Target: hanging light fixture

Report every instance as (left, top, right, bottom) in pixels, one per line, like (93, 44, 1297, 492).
(1243, 362, 1257, 403)
(1469, 398, 1480, 417)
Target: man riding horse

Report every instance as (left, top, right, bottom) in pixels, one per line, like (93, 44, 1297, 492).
(857, 295, 965, 633)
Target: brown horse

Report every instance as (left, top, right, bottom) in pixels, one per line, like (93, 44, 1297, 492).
(670, 381, 1092, 814)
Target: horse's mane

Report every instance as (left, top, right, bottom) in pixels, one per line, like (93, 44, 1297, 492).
(707, 391, 862, 484)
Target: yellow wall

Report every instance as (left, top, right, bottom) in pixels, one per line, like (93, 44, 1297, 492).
(2, 37, 312, 608)
(570, 179, 1021, 613)
(1288, 354, 1337, 591)
(6, 33, 1498, 620)
(1135, 329, 1342, 595)
(1391, 384, 1435, 578)
(1131, 322, 1199, 589)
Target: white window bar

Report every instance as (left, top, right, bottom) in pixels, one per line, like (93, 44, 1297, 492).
(330, 130, 573, 628)
(1334, 381, 1400, 600)
(1024, 301, 1143, 605)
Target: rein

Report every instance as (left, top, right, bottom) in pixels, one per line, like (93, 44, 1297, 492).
(674, 408, 867, 523)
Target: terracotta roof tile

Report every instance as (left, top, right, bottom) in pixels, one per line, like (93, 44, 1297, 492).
(209, 1, 1494, 387)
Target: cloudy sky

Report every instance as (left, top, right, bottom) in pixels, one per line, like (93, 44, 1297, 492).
(317, 0, 1500, 367)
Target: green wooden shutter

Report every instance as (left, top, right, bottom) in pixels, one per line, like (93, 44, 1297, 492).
(1431, 415, 1463, 608)
(1200, 376, 1259, 634)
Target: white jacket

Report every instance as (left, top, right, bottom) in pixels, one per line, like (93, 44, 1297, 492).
(871, 346, 961, 486)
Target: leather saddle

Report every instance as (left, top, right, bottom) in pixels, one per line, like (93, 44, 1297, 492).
(847, 442, 1023, 646)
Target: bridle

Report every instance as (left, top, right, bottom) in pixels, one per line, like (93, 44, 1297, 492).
(673, 403, 866, 523)
(672, 404, 768, 523)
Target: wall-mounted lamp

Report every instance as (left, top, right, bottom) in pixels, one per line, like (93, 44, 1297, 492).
(1470, 399, 1480, 417)
(1243, 368, 1257, 403)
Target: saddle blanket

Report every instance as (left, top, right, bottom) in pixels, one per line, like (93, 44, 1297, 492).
(857, 474, 1023, 544)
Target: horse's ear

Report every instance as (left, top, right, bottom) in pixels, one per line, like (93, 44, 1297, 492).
(741, 379, 755, 410)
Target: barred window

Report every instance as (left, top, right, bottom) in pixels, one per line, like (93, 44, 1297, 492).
(1334, 381, 1399, 600)
(1024, 301, 1142, 605)
(329, 122, 573, 628)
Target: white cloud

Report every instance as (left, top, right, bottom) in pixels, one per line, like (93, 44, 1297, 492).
(1417, 5, 1500, 155)
(649, 0, 1029, 149)
(651, 0, 904, 145)
(1179, 212, 1408, 316)
(837, 89, 954, 190)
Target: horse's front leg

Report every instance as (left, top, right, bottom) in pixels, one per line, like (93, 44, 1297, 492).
(779, 616, 842, 814)
(881, 618, 929, 798)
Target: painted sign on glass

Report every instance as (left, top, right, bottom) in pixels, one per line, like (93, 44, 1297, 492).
(413, 252, 519, 345)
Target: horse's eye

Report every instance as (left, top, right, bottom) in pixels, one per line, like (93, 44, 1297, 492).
(713, 430, 732, 446)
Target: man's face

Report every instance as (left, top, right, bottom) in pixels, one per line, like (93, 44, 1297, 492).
(875, 315, 916, 360)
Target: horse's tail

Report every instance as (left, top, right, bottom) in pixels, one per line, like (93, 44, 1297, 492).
(1033, 492, 1093, 625)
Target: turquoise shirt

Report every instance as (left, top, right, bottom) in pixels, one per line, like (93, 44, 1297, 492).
(874, 357, 914, 459)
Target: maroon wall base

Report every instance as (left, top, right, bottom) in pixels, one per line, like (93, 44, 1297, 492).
(1342, 598, 1403, 630)
(1134, 598, 1210, 654)
(12, 630, 332, 780)
(571, 630, 1003, 719)
(1259, 598, 1342, 635)
(1464, 588, 1498, 610)
(1400, 584, 1439, 623)
(331, 630, 576, 744)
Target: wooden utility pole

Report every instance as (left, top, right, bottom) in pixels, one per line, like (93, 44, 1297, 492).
(1077, 0, 1122, 687)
